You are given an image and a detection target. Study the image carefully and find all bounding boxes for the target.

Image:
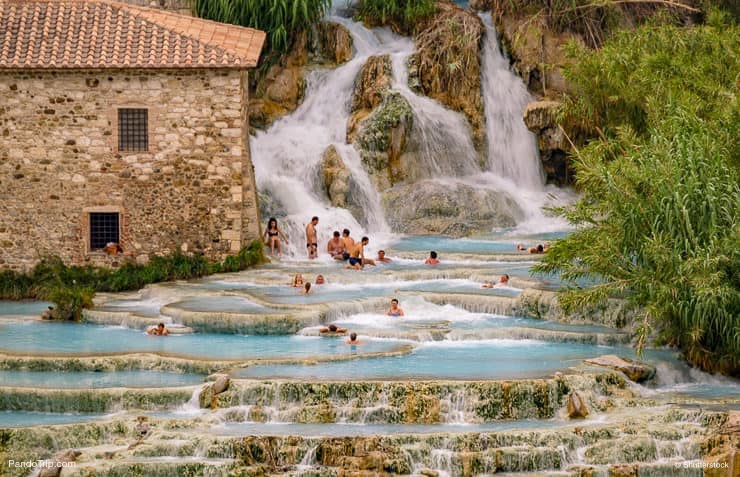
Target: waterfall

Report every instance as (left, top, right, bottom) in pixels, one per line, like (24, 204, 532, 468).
(250, 11, 570, 243)
(250, 17, 393, 256)
(389, 50, 481, 179)
(479, 12, 544, 190)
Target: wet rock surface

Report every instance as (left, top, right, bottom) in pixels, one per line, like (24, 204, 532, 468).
(1, 407, 730, 477)
(524, 100, 572, 184)
(585, 355, 657, 383)
(383, 181, 523, 236)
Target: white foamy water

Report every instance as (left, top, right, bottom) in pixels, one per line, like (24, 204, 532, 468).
(479, 12, 543, 189)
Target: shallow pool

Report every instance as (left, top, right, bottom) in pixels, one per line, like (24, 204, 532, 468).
(0, 410, 107, 427)
(0, 300, 53, 317)
(0, 370, 204, 388)
(0, 321, 406, 359)
(170, 296, 273, 314)
(233, 341, 669, 381)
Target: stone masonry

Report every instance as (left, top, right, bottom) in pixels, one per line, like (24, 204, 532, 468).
(0, 68, 261, 270)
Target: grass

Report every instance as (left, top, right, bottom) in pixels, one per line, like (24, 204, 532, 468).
(190, 0, 331, 64)
(0, 240, 266, 320)
(355, 0, 436, 33)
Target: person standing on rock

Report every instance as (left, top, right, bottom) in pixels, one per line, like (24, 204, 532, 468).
(306, 216, 319, 259)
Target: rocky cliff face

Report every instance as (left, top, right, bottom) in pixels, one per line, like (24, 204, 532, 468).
(383, 181, 522, 237)
(410, 2, 486, 152)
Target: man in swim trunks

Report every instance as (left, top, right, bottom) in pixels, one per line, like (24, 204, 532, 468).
(147, 322, 169, 336)
(346, 236, 370, 269)
(327, 230, 345, 260)
(346, 332, 362, 345)
(341, 229, 355, 260)
(386, 298, 404, 316)
(306, 216, 319, 259)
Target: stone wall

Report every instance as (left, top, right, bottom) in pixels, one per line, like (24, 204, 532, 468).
(0, 69, 261, 270)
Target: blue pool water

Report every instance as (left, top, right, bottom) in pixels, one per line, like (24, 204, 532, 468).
(0, 370, 204, 388)
(0, 300, 53, 317)
(233, 341, 670, 381)
(171, 296, 271, 314)
(391, 236, 524, 254)
(0, 321, 406, 359)
(0, 410, 107, 428)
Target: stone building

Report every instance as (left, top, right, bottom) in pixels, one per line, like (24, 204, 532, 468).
(0, 0, 266, 270)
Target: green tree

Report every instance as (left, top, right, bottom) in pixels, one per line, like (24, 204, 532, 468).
(535, 10, 739, 375)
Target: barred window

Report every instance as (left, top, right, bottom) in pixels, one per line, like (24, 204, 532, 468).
(118, 108, 148, 152)
(90, 213, 119, 250)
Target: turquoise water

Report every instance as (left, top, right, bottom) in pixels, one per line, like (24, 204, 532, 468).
(0, 410, 107, 427)
(398, 279, 521, 297)
(391, 236, 524, 254)
(0, 321, 405, 359)
(172, 296, 271, 314)
(0, 370, 204, 388)
(0, 300, 53, 317)
(233, 341, 667, 381)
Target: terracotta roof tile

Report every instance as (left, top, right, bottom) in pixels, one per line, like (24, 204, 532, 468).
(0, 0, 266, 69)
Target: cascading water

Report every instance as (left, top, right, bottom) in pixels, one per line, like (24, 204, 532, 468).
(250, 9, 570, 249)
(389, 48, 481, 178)
(479, 12, 544, 190)
(250, 17, 392, 257)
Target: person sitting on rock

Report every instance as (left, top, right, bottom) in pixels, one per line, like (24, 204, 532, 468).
(327, 231, 345, 260)
(424, 251, 440, 265)
(319, 323, 347, 334)
(40, 305, 55, 320)
(148, 322, 169, 336)
(345, 237, 375, 269)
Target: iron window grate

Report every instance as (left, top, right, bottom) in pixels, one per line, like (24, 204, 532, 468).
(90, 212, 120, 250)
(118, 108, 148, 152)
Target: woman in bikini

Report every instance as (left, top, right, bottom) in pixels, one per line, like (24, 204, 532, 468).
(263, 217, 288, 256)
(386, 298, 405, 317)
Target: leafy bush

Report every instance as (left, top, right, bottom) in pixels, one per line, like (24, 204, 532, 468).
(356, 0, 435, 33)
(191, 0, 331, 60)
(535, 14, 739, 375)
(491, 0, 700, 48)
(0, 241, 266, 321)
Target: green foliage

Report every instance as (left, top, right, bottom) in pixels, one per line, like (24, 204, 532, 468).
(356, 0, 435, 33)
(191, 0, 331, 61)
(492, 0, 697, 48)
(0, 241, 266, 321)
(536, 17, 739, 375)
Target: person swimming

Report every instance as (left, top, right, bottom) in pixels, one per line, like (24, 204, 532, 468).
(291, 274, 304, 287)
(482, 274, 510, 288)
(320, 323, 347, 334)
(517, 243, 547, 254)
(376, 250, 392, 263)
(424, 251, 440, 265)
(147, 322, 169, 336)
(346, 332, 362, 345)
(386, 298, 405, 317)
(302, 282, 312, 294)
(315, 274, 326, 285)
